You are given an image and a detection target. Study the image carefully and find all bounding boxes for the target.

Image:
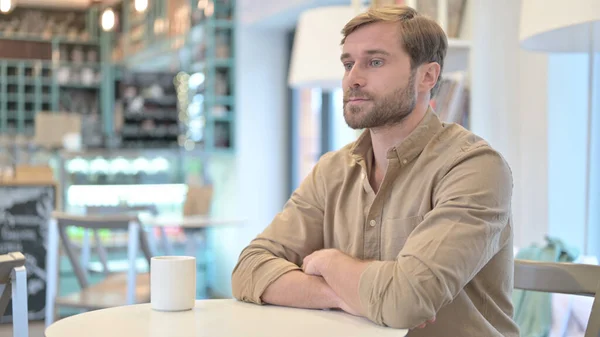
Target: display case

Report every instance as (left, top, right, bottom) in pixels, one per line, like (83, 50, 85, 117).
(56, 148, 189, 216)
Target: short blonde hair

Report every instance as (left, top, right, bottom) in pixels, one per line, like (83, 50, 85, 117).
(341, 5, 447, 96)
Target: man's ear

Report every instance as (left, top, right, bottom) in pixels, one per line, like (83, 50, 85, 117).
(417, 62, 441, 94)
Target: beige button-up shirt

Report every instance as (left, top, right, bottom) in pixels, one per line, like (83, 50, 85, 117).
(232, 109, 520, 337)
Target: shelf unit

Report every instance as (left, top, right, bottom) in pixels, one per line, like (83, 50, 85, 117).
(0, 1, 237, 154)
(399, 0, 471, 73)
(186, 1, 235, 153)
(0, 6, 108, 146)
(116, 71, 181, 149)
(115, 0, 236, 153)
(0, 57, 105, 138)
(402, 0, 471, 127)
(0, 60, 53, 136)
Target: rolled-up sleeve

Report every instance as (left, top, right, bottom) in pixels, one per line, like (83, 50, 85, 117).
(358, 144, 513, 328)
(231, 156, 329, 304)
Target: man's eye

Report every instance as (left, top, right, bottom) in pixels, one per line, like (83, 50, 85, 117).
(343, 63, 353, 71)
(370, 60, 383, 67)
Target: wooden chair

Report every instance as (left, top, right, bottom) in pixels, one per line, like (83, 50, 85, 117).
(81, 205, 158, 275)
(45, 212, 152, 326)
(514, 259, 600, 337)
(0, 252, 28, 337)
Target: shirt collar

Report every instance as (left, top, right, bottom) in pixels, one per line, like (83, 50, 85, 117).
(350, 107, 443, 164)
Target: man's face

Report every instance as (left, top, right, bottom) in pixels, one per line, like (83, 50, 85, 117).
(341, 21, 417, 129)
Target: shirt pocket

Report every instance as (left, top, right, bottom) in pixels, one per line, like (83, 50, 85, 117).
(381, 215, 424, 260)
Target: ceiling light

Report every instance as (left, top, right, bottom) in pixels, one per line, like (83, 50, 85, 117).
(0, 0, 14, 13)
(134, 0, 148, 13)
(101, 8, 116, 31)
(204, 1, 214, 17)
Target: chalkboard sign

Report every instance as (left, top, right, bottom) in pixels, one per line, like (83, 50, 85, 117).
(0, 184, 56, 323)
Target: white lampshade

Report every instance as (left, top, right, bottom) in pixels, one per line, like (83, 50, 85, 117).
(520, 0, 600, 52)
(288, 6, 363, 90)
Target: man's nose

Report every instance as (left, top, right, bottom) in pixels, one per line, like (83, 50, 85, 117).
(345, 67, 366, 88)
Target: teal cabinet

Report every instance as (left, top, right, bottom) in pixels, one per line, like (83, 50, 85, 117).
(185, 1, 236, 154)
(0, 1, 236, 154)
(119, 0, 236, 154)
(0, 6, 107, 145)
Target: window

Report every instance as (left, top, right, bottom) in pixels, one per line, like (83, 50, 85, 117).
(330, 88, 361, 151)
(294, 88, 323, 188)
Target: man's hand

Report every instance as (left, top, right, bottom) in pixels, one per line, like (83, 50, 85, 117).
(302, 248, 339, 276)
(414, 318, 436, 329)
(303, 249, 368, 318)
(303, 249, 436, 329)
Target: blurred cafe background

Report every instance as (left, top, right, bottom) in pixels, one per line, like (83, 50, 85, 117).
(1, 0, 599, 336)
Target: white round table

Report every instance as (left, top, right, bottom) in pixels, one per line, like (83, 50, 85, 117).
(45, 299, 408, 337)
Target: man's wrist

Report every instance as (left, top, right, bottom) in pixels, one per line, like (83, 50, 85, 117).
(311, 274, 342, 309)
(317, 251, 370, 316)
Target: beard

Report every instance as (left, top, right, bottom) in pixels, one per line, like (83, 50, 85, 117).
(343, 72, 416, 130)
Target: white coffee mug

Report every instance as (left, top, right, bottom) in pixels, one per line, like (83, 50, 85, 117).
(150, 256, 196, 311)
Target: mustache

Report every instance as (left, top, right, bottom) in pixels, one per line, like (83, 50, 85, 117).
(343, 89, 372, 102)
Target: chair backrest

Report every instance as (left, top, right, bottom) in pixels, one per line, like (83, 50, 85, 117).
(52, 211, 150, 289)
(85, 205, 158, 216)
(0, 253, 25, 284)
(0, 252, 28, 337)
(0, 252, 25, 316)
(52, 211, 139, 230)
(514, 259, 600, 337)
(83, 205, 157, 275)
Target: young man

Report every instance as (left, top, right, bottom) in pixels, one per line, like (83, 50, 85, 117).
(232, 5, 520, 337)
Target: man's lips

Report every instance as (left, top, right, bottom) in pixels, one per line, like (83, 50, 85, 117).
(346, 98, 370, 103)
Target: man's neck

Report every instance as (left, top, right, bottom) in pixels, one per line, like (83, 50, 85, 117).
(369, 103, 429, 173)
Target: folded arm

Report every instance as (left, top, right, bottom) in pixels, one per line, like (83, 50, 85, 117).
(304, 146, 513, 328)
(231, 156, 333, 308)
(261, 270, 341, 309)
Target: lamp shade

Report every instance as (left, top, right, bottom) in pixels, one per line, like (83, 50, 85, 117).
(288, 6, 362, 90)
(520, 0, 600, 52)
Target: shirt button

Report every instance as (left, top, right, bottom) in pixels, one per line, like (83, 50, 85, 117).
(402, 159, 408, 165)
(369, 220, 376, 227)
